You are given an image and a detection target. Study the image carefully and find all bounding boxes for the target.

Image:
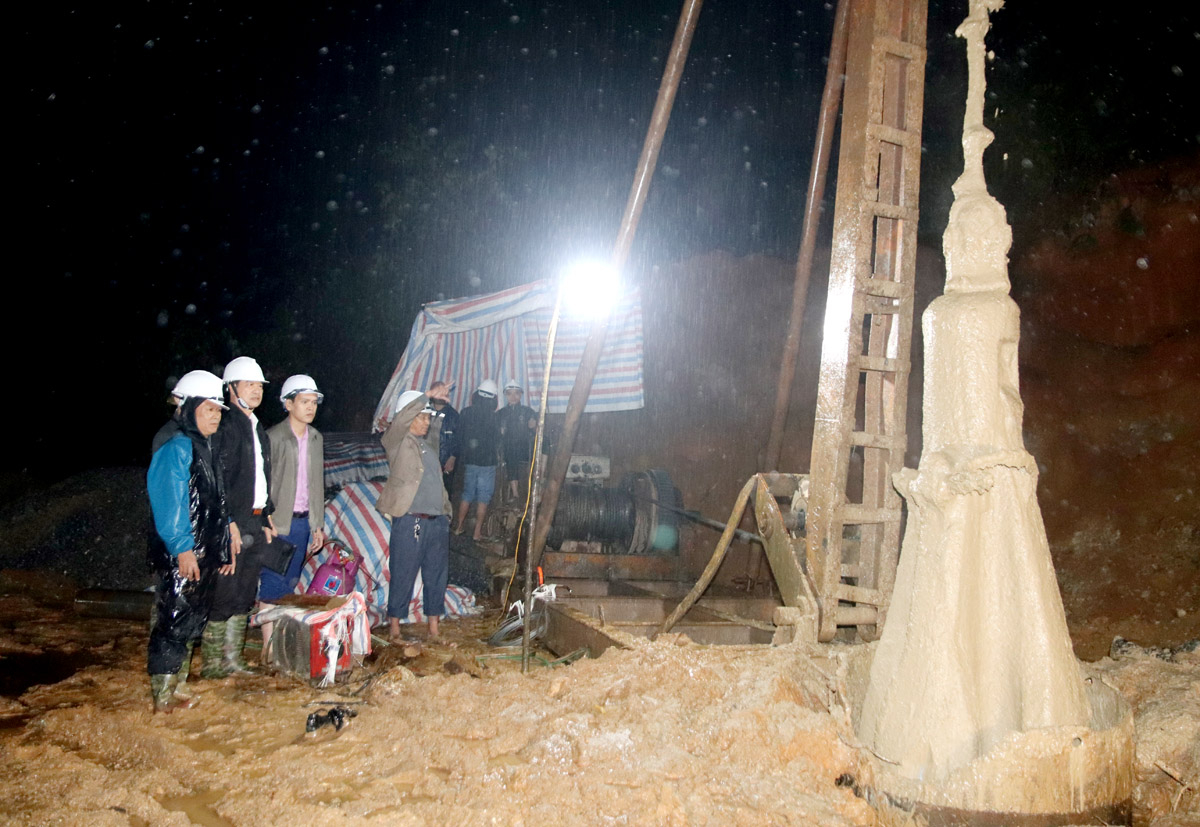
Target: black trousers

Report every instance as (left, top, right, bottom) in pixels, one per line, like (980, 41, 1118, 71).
(147, 561, 218, 674)
(209, 515, 268, 621)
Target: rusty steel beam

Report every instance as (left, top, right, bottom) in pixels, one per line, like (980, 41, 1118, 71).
(805, 0, 927, 642)
(764, 0, 852, 473)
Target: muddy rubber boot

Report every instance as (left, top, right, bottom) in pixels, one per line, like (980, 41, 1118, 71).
(221, 614, 256, 675)
(200, 620, 231, 679)
(173, 641, 197, 701)
(151, 673, 184, 713)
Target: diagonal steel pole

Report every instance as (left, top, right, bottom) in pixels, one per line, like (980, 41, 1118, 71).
(526, 0, 705, 577)
(763, 0, 852, 472)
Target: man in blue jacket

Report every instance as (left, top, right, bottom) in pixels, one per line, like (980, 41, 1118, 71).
(146, 370, 233, 713)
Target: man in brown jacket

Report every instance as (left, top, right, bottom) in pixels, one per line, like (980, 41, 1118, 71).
(377, 390, 451, 640)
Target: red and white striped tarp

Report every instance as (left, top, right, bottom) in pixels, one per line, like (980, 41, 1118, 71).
(297, 481, 481, 627)
(322, 433, 388, 491)
(373, 280, 644, 431)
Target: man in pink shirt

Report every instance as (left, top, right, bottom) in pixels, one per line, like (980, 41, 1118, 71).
(260, 375, 327, 600)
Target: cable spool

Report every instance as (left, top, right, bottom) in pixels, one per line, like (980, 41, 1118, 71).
(546, 468, 679, 555)
(546, 485, 635, 551)
(623, 469, 680, 554)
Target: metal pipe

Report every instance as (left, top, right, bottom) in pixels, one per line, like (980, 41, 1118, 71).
(763, 0, 852, 472)
(522, 296, 562, 672)
(528, 0, 705, 575)
(74, 588, 155, 620)
(629, 491, 763, 545)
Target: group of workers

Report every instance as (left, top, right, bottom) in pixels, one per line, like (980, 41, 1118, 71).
(144, 361, 537, 714)
(145, 357, 326, 713)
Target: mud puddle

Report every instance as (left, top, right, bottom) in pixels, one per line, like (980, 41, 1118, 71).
(0, 650, 102, 697)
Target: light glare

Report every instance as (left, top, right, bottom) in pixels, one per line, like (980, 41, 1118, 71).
(561, 260, 620, 319)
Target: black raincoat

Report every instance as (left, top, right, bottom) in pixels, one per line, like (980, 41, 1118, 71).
(146, 397, 231, 675)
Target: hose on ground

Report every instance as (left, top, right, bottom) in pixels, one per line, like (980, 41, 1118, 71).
(653, 476, 757, 640)
(487, 609, 549, 647)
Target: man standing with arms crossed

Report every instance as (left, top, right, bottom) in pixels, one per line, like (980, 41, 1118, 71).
(201, 356, 277, 678)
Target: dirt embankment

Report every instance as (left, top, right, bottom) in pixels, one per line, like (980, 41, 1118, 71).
(0, 467, 154, 592)
(1017, 158, 1200, 659)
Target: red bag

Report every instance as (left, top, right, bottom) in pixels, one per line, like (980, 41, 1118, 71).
(306, 544, 360, 597)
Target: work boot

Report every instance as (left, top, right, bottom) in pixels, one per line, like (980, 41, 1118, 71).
(150, 673, 174, 712)
(174, 641, 197, 700)
(150, 673, 197, 714)
(200, 620, 230, 679)
(221, 614, 256, 675)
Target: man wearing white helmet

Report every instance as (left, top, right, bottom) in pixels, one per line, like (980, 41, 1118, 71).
(452, 379, 501, 541)
(260, 374, 327, 601)
(152, 370, 213, 455)
(377, 390, 452, 640)
(497, 380, 537, 503)
(146, 370, 233, 712)
(202, 355, 277, 678)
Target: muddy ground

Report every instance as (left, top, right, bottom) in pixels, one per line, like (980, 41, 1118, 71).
(0, 582, 1196, 827)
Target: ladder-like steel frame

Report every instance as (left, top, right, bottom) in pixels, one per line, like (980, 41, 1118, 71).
(805, 0, 927, 642)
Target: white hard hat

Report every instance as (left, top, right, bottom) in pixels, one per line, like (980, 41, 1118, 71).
(223, 356, 268, 384)
(279, 374, 324, 403)
(172, 370, 229, 410)
(395, 389, 427, 414)
(504, 380, 522, 391)
(477, 379, 499, 398)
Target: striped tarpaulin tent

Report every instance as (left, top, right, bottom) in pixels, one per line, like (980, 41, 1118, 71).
(322, 432, 388, 491)
(298, 481, 482, 627)
(373, 280, 644, 430)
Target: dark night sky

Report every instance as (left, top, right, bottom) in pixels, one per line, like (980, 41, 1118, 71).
(12, 1, 1198, 484)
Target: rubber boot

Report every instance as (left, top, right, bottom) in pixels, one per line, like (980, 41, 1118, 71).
(173, 641, 197, 700)
(221, 614, 256, 675)
(150, 673, 186, 713)
(200, 620, 230, 679)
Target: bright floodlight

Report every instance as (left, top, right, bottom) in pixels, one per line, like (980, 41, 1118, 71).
(560, 260, 620, 319)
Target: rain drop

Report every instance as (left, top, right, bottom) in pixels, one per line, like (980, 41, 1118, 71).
(156, 310, 169, 327)
(315, 150, 326, 159)
(184, 304, 197, 315)
(250, 103, 262, 114)
(326, 200, 338, 211)
(1136, 256, 1149, 270)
